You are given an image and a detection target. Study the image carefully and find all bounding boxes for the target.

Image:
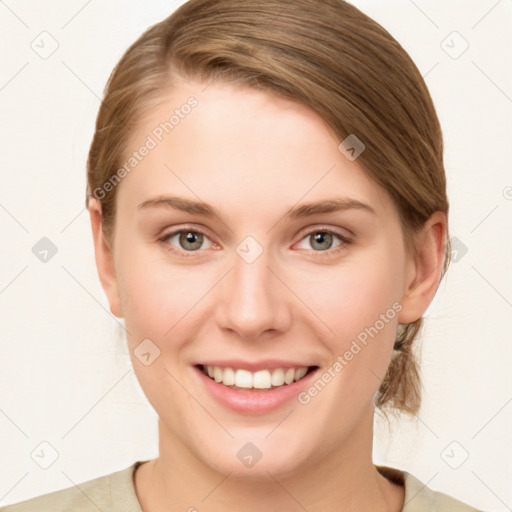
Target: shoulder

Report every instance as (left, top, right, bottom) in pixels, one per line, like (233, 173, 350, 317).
(402, 471, 485, 512)
(376, 465, 484, 512)
(377, 465, 487, 512)
(0, 462, 144, 512)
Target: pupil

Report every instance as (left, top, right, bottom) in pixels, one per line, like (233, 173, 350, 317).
(312, 232, 332, 250)
(180, 231, 202, 250)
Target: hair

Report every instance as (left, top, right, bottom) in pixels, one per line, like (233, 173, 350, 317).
(86, 0, 451, 416)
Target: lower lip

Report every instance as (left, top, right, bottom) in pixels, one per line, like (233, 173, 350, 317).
(194, 365, 319, 414)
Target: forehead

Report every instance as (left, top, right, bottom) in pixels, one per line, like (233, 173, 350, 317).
(118, 79, 395, 221)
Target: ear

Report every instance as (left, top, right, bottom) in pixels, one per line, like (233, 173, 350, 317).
(398, 211, 448, 324)
(88, 197, 123, 318)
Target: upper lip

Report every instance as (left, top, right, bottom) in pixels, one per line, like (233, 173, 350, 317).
(196, 360, 317, 372)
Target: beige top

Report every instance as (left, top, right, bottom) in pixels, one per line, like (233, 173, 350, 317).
(1, 461, 485, 511)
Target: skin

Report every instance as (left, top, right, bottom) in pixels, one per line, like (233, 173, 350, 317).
(89, 78, 446, 512)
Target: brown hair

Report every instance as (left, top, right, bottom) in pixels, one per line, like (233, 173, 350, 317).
(86, 0, 450, 415)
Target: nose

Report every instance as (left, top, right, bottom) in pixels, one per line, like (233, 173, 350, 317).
(216, 248, 292, 341)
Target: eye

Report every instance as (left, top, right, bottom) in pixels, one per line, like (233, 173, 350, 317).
(158, 228, 215, 255)
(295, 228, 352, 253)
(158, 226, 352, 257)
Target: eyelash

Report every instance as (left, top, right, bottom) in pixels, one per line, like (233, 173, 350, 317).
(157, 225, 353, 258)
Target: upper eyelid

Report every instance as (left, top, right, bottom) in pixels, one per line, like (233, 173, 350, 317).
(159, 224, 215, 243)
(296, 225, 353, 240)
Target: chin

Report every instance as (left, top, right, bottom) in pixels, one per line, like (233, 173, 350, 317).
(192, 432, 316, 481)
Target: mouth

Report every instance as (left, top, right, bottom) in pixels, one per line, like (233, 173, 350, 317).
(195, 364, 319, 392)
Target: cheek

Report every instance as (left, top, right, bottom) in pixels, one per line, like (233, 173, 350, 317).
(116, 238, 207, 315)
(296, 246, 405, 390)
(299, 249, 404, 340)
(114, 246, 212, 416)
(293, 264, 403, 424)
(114, 244, 211, 357)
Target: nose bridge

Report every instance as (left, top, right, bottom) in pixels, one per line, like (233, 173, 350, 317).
(217, 240, 289, 339)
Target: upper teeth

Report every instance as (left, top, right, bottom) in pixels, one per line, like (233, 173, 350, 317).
(203, 365, 309, 389)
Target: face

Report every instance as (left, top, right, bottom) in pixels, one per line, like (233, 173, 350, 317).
(95, 78, 422, 479)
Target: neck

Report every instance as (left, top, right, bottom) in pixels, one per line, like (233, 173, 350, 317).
(134, 407, 404, 512)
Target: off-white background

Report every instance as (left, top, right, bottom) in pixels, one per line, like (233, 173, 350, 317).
(0, 0, 511, 509)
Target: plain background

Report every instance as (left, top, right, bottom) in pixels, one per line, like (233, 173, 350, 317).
(0, 0, 511, 509)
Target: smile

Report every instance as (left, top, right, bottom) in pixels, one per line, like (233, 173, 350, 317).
(199, 364, 317, 390)
(193, 362, 321, 413)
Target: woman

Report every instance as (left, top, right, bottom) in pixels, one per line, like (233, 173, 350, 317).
(2, 0, 487, 510)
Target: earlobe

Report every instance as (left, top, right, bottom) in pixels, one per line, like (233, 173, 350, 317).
(88, 197, 124, 318)
(398, 211, 448, 324)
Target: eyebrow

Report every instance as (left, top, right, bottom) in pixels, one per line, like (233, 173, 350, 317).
(137, 195, 376, 219)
